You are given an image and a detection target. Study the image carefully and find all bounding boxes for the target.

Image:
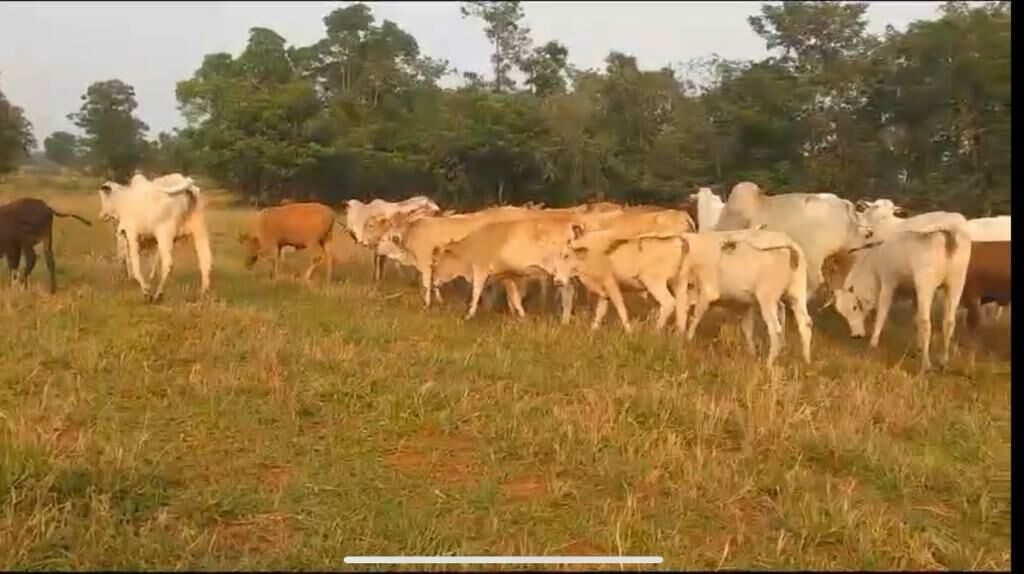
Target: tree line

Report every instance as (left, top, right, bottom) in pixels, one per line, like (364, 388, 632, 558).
(0, 1, 1011, 216)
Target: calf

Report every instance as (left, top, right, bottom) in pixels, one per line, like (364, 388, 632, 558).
(822, 220, 972, 372)
(97, 173, 212, 302)
(0, 197, 91, 293)
(675, 229, 812, 366)
(239, 202, 339, 283)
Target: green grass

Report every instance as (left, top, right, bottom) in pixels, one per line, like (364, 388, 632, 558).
(0, 174, 1010, 570)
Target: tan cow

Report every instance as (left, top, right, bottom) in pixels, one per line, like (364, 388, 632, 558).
(552, 208, 696, 330)
(431, 216, 584, 320)
(376, 206, 539, 307)
(238, 202, 339, 283)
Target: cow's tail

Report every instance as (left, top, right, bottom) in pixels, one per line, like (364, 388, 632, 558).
(741, 243, 802, 271)
(53, 211, 92, 227)
(910, 227, 959, 257)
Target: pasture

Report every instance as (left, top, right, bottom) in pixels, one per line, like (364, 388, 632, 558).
(0, 174, 1010, 570)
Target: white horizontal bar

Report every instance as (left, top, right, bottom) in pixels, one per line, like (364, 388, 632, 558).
(343, 556, 663, 564)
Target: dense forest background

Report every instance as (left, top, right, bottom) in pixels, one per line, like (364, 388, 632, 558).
(0, 1, 1011, 216)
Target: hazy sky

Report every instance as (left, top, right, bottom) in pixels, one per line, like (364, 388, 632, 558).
(1, 1, 944, 141)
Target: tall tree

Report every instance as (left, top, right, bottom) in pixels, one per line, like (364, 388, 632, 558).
(521, 40, 570, 97)
(43, 131, 81, 167)
(68, 79, 150, 181)
(0, 81, 36, 176)
(460, 1, 531, 92)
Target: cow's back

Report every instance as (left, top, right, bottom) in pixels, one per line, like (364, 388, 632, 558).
(256, 202, 335, 246)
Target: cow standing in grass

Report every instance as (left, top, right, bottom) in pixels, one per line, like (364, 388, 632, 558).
(238, 202, 339, 283)
(0, 197, 91, 293)
(97, 173, 212, 302)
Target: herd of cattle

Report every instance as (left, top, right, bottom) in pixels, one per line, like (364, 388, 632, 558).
(0, 173, 1011, 372)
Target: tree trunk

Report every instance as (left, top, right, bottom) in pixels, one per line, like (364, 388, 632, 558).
(497, 179, 505, 205)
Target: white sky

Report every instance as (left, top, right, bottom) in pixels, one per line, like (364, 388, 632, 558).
(0, 1, 945, 141)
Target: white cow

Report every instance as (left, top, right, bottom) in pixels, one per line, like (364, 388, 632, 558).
(688, 187, 725, 232)
(674, 229, 813, 367)
(344, 196, 441, 280)
(822, 216, 972, 372)
(714, 182, 871, 295)
(97, 174, 212, 302)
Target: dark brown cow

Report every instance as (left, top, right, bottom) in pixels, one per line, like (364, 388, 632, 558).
(962, 241, 1011, 331)
(0, 198, 91, 293)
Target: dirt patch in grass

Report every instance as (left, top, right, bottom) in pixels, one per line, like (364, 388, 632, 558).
(384, 424, 482, 486)
(209, 512, 296, 554)
(503, 474, 549, 501)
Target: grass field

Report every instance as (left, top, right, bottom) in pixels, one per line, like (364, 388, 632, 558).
(0, 173, 1010, 570)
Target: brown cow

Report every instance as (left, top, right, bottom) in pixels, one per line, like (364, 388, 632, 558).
(238, 202, 338, 282)
(961, 241, 1011, 332)
(0, 197, 91, 293)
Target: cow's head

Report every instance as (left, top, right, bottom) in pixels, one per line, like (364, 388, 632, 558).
(821, 249, 877, 339)
(550, 223, 589, 287)
(96, 182, 122, 222)
(237, 232, 262, 269)
(430, 242, 469, 287)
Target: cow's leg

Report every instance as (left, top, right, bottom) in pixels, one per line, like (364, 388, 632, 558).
(304, 244, 324, 282)
(466, 270, 488, 320)
(788, 296, 814, 365)
(912, 280, 937, 373)
(757, 294, 784, 367)
(373, 253, 384, 282)
(192, 225, 213, 295)
(591, 297, 609, 330)
(965, 294, 983, 334)
(686, 292, 712, 341)
(151, 232, 176, 303)
(642, 276, 676, 332)
(503, 279, 527, 317)
(420, 265, 433, 307)
(605, 279, 632, 333)
(868, 281, 896, 348)
(123, 232, 150, 299)
(271, 247, 281, 280)
(673, 277, 690, 336)
(4, 247, 21, 286)
(777, 301, 787, 348)
(939, 272, 967, 367)
(740, 306, 758, 355)
(147, 248, 161, 284)
(19, 246, 37, 289)
(42, 224, 57, 294)
(559, 281, 575, 325)
(325, 242, 334, 283)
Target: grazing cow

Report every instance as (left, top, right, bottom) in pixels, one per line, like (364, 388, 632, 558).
(822, 216, 972, 372)
(238, 202, 339, 282)
(960, 241, 1011, 332)
(97, 173, 212, 302)
(431, 216, 583, 320)
(715, 182, 870, 294)
(688, 187, 725, 231)
(674, 229, 813, 366)
(0, 197, 91, 293)
(343, 196, 441, 281)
